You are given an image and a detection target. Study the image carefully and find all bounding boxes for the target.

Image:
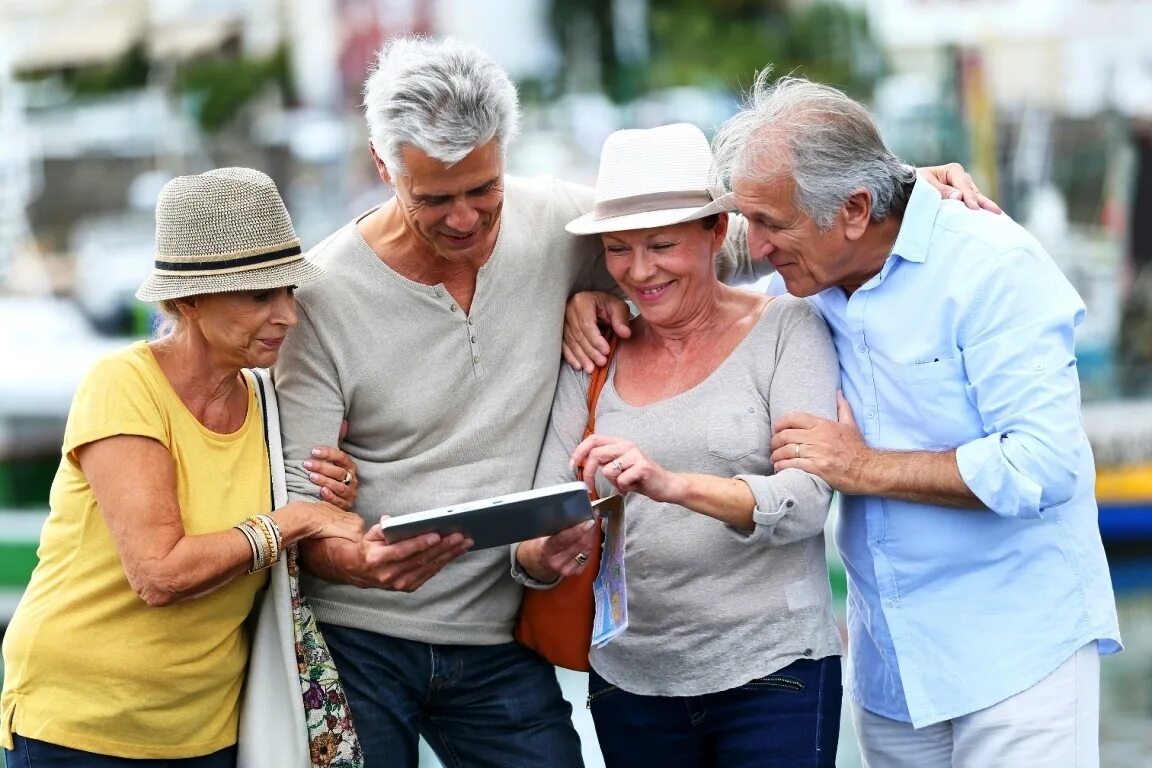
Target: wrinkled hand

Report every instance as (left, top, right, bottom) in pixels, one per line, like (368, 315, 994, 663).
(303, 501, 366, 542)
(304, 420, 359, 510)
(770, 393, 874, 494)
(571, 434, 683, 502)
(563, 291, 632, 372)
(919, 163, 1003, 213)
(517, 517, 600, 583)
(355, 523, 473, 592)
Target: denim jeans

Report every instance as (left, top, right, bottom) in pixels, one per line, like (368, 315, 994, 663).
(318, 622, 583, 768)
(3, 735, 236, 768)
(588, 656, 842, 768)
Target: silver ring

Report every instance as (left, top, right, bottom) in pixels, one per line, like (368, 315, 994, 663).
(611, 459, 623, 473)
(343, 470, 353, 485)
(794, 444, 801, 459)
(574, 552, 589, 565)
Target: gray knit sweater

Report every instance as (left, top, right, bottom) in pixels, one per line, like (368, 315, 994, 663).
(275, 176, 618, 643)
(534, 295, 843, 696)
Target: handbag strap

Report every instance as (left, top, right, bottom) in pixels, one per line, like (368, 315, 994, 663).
(583, 332, 619, 439)
(248, 368, 276, 510)
(582, 332, 619, 502)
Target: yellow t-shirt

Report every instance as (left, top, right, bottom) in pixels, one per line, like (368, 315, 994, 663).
(1, 341, 270, 757)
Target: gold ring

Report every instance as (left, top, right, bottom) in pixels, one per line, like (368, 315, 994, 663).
(795, 444, 801, 459)
(343, 470, 353, 485)
(574, 552, 589, 565)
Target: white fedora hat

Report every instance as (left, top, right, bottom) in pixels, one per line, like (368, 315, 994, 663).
(135, 167, 324, 302)
(565, 123, 733, 236)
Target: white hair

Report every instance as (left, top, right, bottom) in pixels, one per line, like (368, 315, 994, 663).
(363, 36, 521, 177)
(713, 71, 916, 230)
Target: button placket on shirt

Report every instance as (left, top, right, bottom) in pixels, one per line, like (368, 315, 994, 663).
(465, 311, 479, 366)
(848, 283, 909, 692)
(847, 284, 898, 603)
(468, 265, 489, 368)
(436, 286, 481, 371)
(848, 293, 879, 440)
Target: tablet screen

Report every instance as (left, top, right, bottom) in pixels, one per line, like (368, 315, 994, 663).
(379, 481, 594, 550)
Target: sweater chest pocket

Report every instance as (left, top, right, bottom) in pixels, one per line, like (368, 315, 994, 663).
(707, 404, 762, 461)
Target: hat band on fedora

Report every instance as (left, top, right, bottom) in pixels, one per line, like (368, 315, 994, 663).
(154, 243, 302, 276)
(592, 190, 716, 221)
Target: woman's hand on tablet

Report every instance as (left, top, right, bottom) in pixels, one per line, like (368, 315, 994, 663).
(516, 518, 599, 583)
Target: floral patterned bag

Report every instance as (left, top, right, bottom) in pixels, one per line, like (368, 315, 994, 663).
(237, 368, 363, 768)
(287, 546, 363, 766)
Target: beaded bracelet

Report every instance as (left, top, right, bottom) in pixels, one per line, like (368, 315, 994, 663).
(257, 514, 283, 558)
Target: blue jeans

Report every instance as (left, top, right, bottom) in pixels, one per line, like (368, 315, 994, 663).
(318, 622, 583, 768)
(588, 656, 842, 768)
(4, 735, 236, 767)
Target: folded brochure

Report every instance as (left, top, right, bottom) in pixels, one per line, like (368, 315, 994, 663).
(591, 494, 628, 648)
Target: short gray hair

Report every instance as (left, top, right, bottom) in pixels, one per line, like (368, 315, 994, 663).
(713, 71, 915, 230)
(363, 36, 521, 177)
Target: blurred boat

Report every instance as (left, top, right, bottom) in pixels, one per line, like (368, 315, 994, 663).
(1083, 400, 1152, 544)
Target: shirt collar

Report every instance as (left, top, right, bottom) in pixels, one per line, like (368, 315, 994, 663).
(889, 172, 943, 264)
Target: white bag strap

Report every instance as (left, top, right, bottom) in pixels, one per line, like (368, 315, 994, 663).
(248, 367, 289, 510)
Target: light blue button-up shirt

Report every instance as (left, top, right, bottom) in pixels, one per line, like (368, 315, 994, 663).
(769, 176, 1121, 727)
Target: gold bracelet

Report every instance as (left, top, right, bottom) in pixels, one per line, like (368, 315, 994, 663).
(258, 514, 283, 557)
(248, 516, 278, 569)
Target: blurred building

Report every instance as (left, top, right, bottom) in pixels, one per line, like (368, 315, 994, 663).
(867, 0, 1152, 119)
(866, 0, 1152, 399)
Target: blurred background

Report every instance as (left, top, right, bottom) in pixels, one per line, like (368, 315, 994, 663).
(0, 0, 1150, 765)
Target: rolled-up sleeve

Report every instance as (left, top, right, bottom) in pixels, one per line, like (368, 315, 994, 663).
(733, 301, 837, 545)
(955, 247, 1087, 519)
(735, 471, 832, 545)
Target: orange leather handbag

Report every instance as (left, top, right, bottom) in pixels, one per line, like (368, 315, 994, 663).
(514, 335, 618, 671)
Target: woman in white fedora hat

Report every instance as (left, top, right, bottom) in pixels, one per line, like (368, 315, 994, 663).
(1, 168, 369, 766)
(528, 124, 843, 767)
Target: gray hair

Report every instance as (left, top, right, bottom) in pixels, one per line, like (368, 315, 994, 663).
(363, 36, 521, 177)
(713, 71, 915, 230)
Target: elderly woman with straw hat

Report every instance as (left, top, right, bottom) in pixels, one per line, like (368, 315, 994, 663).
(0, 168, 369, 766)
(530, 125, 844, 767)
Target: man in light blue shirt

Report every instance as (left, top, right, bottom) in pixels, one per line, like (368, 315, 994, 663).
(714, 74, 1122, 767)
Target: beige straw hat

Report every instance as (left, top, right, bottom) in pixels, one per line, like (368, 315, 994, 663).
(565, 123, 733, 235)
(135, 167, 324, 302)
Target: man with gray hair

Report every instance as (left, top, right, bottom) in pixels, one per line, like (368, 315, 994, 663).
(712, 73, 1121, 767)
(272, 36, 609, 767)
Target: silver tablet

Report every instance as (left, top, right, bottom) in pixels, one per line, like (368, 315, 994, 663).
(379, 481, 594, 550)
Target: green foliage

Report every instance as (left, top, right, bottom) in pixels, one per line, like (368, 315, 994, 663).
(782, 1, 885, 95)
(175, 46, 293, 133)
(550, 0, 884, 100)
(550, 0, 641, 101)
(16, 41, 294, 135)
(65, 42, 150, 94)
(648, 0, 784, 91)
